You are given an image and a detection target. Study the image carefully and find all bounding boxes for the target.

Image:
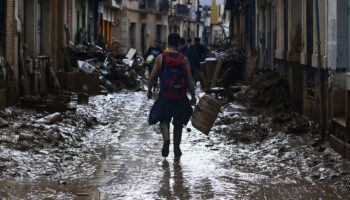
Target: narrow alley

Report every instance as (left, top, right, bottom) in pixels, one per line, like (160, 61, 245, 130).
(1, 91, 349, 199)
(1, 0, 350, 199)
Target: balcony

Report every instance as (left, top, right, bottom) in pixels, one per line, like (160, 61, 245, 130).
(139, 0, 169, 13)
(174, 4, 189, 16)
(139, 0, 156, 10)
(158, 0, 170, 13)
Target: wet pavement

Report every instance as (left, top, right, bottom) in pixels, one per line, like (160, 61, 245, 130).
(1, 91, 350, 199)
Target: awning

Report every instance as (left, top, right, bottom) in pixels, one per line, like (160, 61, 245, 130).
(102, 0, 122, 9)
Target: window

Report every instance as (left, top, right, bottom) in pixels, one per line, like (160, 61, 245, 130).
(129, 23, 136, 48)
(156, 25, 162, 42)
(173, 25, 178, 33)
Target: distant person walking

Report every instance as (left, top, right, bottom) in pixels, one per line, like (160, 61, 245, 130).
(144, 41, 163, 90)
(148, 33, 196, 158)
(180, 39, 200, 81)
(194, 37, 207, 62)
(181, 39, 206, 86)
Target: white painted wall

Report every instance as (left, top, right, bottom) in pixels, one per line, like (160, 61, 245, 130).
(327, 0, 337, 70)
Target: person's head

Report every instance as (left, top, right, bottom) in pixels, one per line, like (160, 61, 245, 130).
(194, 37, 201, 44)
(187, 38, 192, 44)
(154, 40, 161, 48)
(162, 42, 167, 49)
(168, 33, 180, 48)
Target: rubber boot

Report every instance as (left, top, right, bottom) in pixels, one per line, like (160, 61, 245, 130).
(162, 141, 170, 157)
(173, 125, 183, 158)
(160, 121, 170, 157)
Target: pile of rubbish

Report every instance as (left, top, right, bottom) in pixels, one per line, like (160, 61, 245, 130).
(64, 42, 145, 93)
(201, 48, 245, 89)
(236, 68, 290, 113)
(0, 106, 97, 152)
(217, 49, 245, 87)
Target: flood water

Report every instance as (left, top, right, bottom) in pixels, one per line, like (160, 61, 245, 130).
(0, 91, 350, 199)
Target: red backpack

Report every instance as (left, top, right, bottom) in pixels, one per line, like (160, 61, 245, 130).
(160, 52, 189, 99)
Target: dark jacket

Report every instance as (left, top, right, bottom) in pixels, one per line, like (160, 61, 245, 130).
(194, 43, 206, 62)
(180, 45, 200, 73)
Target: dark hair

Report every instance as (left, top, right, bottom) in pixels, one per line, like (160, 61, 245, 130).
(168, 33, 180, 47)
(194, 37, 201, 42)
(187, 39, 192, 44)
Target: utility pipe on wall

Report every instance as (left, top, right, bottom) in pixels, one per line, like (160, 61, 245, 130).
(315, 0, 326, 140)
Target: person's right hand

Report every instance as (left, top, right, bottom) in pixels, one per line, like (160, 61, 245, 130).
(190, 97, 197, 106)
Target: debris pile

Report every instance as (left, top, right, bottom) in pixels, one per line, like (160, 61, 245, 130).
(204, 49, 245, 88)
(236, 69, 290, 113)
(216, 49, 245, 87)
(213, 103, 271, 144)
(63, 43, 145, 93)
(0, 106, 98, 152)
(20, 94, 71, 113)
(285, 115, 319, 134)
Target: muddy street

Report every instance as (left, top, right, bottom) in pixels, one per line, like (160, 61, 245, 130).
(0, 91, 350, 199)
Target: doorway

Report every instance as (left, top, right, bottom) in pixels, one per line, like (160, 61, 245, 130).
(142, 23, 146, 54)
(129, 23, 136, 48)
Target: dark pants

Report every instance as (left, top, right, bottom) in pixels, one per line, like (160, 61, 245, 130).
(160, 120, 182, 147)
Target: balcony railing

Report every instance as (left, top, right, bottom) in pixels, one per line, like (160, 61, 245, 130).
(158, 0, 170, 13)
(139, 0, 156, 10)
(174, 4, 189, 16)
(140, 0, 169, 13)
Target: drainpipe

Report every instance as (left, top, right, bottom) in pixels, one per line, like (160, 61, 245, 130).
(315, 0, 326, 140)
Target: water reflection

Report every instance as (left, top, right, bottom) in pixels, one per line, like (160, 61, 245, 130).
(158, 159, 191, 199)
(158, 160, 172, 198)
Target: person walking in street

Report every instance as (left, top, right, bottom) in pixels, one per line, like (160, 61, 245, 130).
(180, 39, 200, 81)
(194, 37, 207, 62)
(148, 33, 196, 158)
(193, 37, 208, 87)
(179, 38, 186, 51)
(144, 41, 163, 90)
(181, 39, 207, 87)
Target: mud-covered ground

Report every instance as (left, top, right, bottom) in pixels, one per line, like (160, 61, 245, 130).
(0, 90, 349, 199)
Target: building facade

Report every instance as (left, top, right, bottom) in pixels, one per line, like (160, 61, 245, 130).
(210, 0, 227, 45)
(226, 0, 350, 159)
(0, 0, 123, 108)
(113, 0, 169, 55)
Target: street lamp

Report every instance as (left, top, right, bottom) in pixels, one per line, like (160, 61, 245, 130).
(187, 0, 192, 9)
(207, 7, 212, 15)
(198, 4, 203, 12)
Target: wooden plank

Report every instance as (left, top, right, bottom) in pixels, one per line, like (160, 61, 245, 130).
(62, 47, 73, 71)
(39, 59, 47, 94)
(33, 72, 39, 95)
(210, 59, 223, 88)
(49, 65, 61, 90)
(243, 55, 257, 81)
(22, 58, 30, 96)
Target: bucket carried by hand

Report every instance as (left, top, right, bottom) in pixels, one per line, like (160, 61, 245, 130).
(191, 94, 223, 135)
